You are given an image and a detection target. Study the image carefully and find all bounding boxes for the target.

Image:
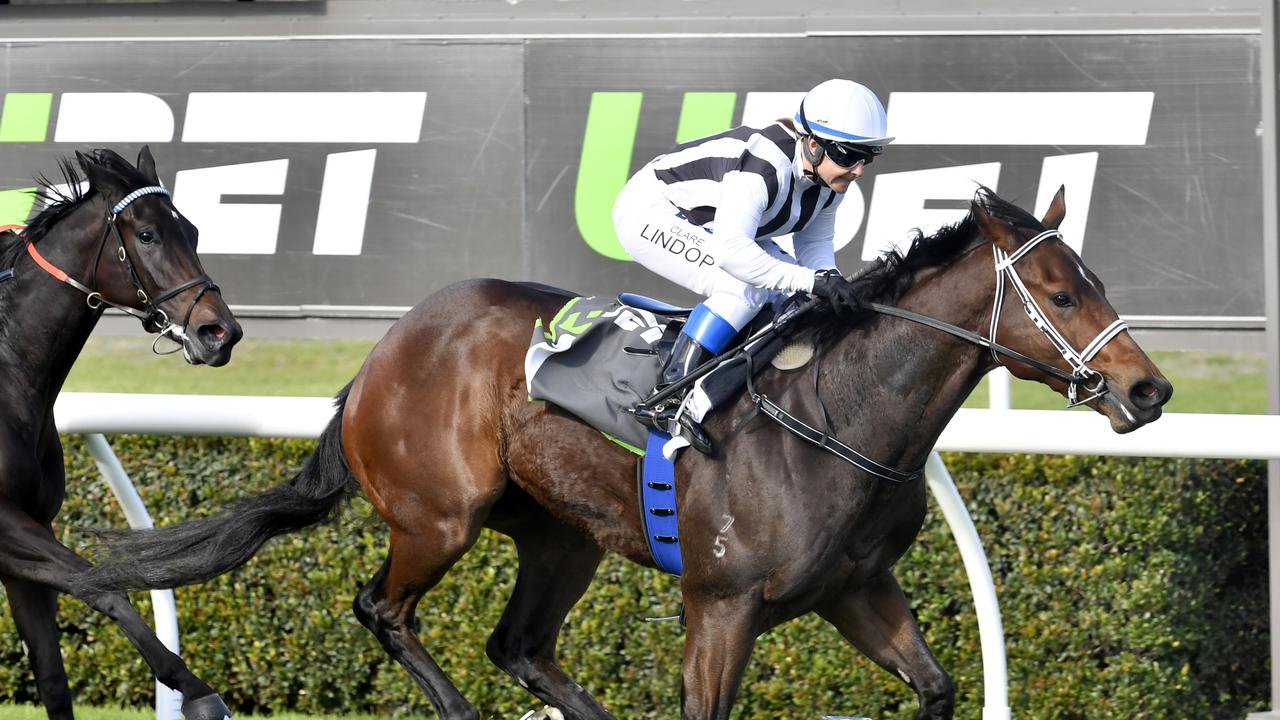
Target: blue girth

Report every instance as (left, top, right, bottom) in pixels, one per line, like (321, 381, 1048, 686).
(639, 429, 682, 575)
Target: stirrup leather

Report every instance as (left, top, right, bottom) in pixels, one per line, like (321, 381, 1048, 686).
(631, 398, 713, 454)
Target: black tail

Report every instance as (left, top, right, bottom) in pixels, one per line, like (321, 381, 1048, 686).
(72, 385, 359, 595)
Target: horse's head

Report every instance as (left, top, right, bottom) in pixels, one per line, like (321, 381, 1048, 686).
(971, 187, 1171, 432)
(75, 147, 242, 366)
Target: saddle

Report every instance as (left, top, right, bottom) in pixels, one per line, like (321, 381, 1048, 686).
(525, 293, 794, 451)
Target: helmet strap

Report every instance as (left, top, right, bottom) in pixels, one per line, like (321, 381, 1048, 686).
(801, 135, 828, 187)
(801, 135, 826, 166)
(797, 98, 829, 187)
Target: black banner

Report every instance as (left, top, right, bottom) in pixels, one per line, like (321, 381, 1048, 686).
(0, 34, 1261, 322)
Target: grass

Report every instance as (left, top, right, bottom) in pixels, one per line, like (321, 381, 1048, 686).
(960, 350, 1268, 414)
(0, 706, 389, 719)
(64, 336, 377, 397)
(63, 336, 1268, 414)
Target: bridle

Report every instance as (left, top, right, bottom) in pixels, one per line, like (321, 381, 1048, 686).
(13, 185, 219, 354)
(988, 228, 1127, 405)
(867, 227, 1128, 407)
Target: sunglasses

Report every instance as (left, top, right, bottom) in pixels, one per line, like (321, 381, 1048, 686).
(817, 138, 880, 168)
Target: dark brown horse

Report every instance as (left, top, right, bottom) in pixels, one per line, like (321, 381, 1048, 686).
(0, 149, 242, 719)
(75, 187, 1170, 720)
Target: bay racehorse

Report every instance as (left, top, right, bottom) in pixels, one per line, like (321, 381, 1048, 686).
(1, 148, 241, 719)
(75, 187, 1170, 720)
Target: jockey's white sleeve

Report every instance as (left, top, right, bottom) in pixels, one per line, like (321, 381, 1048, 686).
(709, 171, 818, 293)
(791, 199, 840, 271)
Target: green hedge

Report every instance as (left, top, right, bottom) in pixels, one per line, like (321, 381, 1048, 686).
(0, 437, 1267, 719)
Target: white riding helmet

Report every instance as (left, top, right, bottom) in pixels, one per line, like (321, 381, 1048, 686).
(795, 79, 894, 147)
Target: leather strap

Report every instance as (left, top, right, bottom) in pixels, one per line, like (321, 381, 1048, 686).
(751, 392, 923, 483)
(638, 430, 683, 575)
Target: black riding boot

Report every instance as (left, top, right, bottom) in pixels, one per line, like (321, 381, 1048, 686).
(632, 333, 715, 454)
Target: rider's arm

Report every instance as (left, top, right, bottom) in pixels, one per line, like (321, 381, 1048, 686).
(710, 171, 817, 293)
(790, 199, 841, 271)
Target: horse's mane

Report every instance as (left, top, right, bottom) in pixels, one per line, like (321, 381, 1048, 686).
(0, 151, 149, 271)
(0, 157, 88, 270)
(798, 186, 1044, 343)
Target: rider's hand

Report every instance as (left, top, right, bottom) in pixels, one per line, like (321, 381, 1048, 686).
(810, 269, 861, 315)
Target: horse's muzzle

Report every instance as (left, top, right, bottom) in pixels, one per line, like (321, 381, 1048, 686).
(184, 317, 243, 366)
(1101, 373, 1173, 433)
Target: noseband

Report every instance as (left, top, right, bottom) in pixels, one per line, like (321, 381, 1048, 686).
(21, 185, 219, 353)
(863, 228, 1127, 407)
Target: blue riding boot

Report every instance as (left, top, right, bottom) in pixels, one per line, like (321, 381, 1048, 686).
(632, 304, 737, 454)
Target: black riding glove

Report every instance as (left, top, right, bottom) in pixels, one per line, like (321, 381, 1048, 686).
(810, 269, 861, 315)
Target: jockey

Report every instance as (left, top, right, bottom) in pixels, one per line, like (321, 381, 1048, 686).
(614, 79, 894, 453)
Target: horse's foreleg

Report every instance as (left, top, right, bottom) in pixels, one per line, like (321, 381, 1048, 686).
(486, 518, 613, 720)
(817, 570, 954, 720)
(680, 593, 762, 720)
(3, 577, 73, 719)
(0, 498, 228, 719)
(353, 526, 485, 720)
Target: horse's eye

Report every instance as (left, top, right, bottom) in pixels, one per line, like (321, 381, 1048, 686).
(1051, 292, 1074, 308)
(137, 230, 155, 245)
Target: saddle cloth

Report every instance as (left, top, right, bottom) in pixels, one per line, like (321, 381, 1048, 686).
(525, 294, 796, 453)
(525, 296, 673, 452)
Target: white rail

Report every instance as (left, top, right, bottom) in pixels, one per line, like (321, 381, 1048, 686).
(53, 392, 1280, 457)
(51, 392, 1280, 720)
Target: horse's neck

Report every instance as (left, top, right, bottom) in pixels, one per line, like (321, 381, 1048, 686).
(817, 247, 997, 471)
(0, 212, 105, 409)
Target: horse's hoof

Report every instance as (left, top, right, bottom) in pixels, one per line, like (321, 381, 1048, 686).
(181, 693, 232, 720)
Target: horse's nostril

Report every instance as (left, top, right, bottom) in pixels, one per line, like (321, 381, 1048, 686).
(197, 324, 227, 346)
(1129, 379, 1168, 410)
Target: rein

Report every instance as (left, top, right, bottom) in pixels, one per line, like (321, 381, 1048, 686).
(867, 301, 1083, 384)
(8, 186, 219, 354)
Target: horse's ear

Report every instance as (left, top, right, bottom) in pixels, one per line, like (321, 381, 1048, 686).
(1040, 185, 1067, 230)
(136, 145, 160, 185)
(75, 150, 125, 197)
(971, 198, 1014, 250)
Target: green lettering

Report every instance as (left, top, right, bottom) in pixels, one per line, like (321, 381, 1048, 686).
(0, 93, 53, 142)
(0, 187, 36, 227)
(676, 92, 736, 143)
(575, 92, 643, 261)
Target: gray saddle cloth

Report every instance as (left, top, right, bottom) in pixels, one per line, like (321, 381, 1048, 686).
(524, 296, 670, 451)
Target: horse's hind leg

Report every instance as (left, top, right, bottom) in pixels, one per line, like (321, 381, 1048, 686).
(353, 527, 486, 720)
(817, 570, 954, 720)
(4, 578, 73, 719)
(485, 517, 613, 719)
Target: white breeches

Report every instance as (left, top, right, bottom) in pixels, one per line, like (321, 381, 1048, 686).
(612, 171, 795, 331)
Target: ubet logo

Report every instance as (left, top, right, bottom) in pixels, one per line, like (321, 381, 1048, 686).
(576, 91, 1154, 261)
(0, 91, 427, 255)
(1, 90, 1154, 260)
